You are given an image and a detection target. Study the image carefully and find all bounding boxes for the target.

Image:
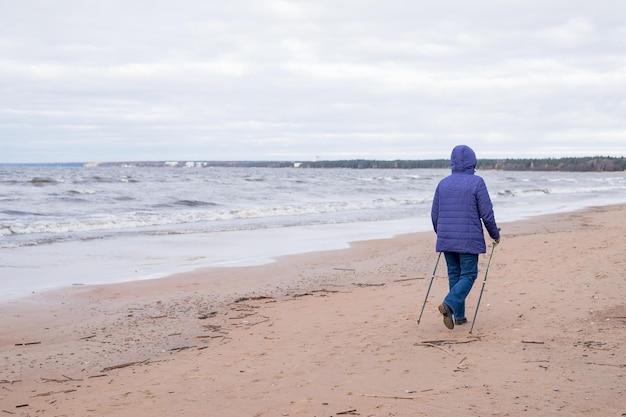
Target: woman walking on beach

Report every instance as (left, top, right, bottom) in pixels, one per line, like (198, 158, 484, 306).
(431, 145, 501, 329)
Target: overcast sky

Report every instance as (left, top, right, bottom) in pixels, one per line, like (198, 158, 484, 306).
(1, 1, 625, 163)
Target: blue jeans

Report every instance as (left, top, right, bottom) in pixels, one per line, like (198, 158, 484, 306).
(443, 252, 479, 320)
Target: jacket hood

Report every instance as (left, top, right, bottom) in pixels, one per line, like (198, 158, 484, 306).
(450, 145, 477, 174)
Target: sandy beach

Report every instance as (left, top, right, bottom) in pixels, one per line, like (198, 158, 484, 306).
(2, 204, 625, 416)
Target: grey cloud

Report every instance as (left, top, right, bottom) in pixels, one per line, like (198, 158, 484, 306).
(1, 0, 625, 162)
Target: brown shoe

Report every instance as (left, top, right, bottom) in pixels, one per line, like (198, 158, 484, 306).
(438, 303, 454, 329)
(455, 317, 468, 325)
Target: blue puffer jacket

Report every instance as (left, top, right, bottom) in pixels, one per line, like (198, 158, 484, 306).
(431, 145, 500, 254)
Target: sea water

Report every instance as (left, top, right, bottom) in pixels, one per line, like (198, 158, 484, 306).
(1, 165, 625, 300)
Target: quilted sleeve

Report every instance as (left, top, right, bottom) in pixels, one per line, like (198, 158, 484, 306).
(476, 178, 500, 240)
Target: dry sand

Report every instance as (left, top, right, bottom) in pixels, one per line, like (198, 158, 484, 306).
(2, 204, 625, 416)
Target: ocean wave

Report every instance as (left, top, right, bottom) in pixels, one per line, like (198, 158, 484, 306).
(2, 195, 427, 240)
(174, 199, 219, 207)
(72, 175, 139, 184)
(1, 209, 44, 216)
(28, 177, 61, 185)
(69, 189, 96, 195)
(497, 188, 550, 197)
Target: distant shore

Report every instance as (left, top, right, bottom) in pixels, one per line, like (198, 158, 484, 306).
(2, 155, 625, 171)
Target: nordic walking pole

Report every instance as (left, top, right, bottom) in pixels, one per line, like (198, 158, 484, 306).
(469, 241, 497, 334)
(417, 252, 442, 325)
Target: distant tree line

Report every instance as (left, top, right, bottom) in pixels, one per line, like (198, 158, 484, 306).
(297, 156, 626, 171)
(77, 156, 625, 171)
(478, 157, 626, 172)
(298, 159, 451, 169)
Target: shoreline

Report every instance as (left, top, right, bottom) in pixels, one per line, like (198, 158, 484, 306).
(2, 203, 625, 416)
(4, 195, 626, 303)
(16, 202, 623, 304)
